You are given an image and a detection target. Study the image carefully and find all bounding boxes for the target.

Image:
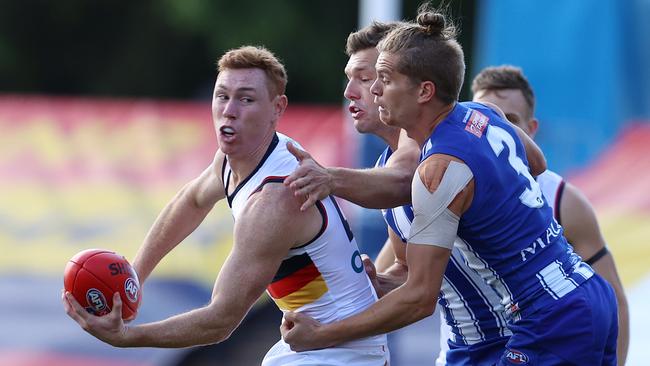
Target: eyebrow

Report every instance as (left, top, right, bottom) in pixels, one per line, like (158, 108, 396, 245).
(215, 85, 258, 93)
(345, 64, 373, 76)
(376, 68, 388, 77)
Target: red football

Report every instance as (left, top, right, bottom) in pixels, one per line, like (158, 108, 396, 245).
(64, 249, 141, 320)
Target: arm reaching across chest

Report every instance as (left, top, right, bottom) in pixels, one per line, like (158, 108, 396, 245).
(284, 131, 420, 210)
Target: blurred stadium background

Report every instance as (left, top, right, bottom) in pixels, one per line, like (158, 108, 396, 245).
(1, 0, 648, 365)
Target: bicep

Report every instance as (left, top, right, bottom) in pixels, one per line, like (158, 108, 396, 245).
(404, 243, 451, 301)
(415, 155, 473, 217)
(408, 156, 472, 251)
(559, 183, 607, 259)
(208, 195, 297, 319)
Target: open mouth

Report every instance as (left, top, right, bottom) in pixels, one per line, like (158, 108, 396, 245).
(220, 126, 235, 137)
(349, 105, 363, 119)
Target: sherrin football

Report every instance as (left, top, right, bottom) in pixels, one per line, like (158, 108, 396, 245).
(63, 249, 141, 320)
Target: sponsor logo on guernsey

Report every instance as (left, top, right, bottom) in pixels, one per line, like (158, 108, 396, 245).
(464, 110, 489, 137)
(124, 277, 139, 302)
(504, 348, 529, 364)
(85, 288, 109, 314)
(520, 218, 562, 262)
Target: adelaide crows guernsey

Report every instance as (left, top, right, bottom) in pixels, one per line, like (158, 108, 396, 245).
(421, 102, 593, 318)
(223, 132, 385, 348)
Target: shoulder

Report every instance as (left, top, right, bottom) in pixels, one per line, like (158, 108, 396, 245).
(211, 149, 227, 180)
(244, 181, 301, 217)
(238, 180, 324, 248)
(417, 154, 470, 190)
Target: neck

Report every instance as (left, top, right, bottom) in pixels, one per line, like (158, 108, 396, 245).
(227, 132, 276, 187)
(373, 126, 401, 152)
(408, 102, 455, 147)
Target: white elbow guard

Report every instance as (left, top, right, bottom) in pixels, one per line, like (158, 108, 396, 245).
(408, 161, 473, 249)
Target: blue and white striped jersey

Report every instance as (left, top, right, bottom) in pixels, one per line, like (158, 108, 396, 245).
(377, 148, 510, 346)
(378, 102, 594, 347)
(421, 102, 593, 317)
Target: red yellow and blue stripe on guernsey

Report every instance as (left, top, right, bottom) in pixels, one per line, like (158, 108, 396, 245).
(267, 252, 328, 311)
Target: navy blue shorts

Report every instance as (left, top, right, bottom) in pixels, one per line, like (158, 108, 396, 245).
(446, 336, 509, 365)
(498, 274, 618, 365)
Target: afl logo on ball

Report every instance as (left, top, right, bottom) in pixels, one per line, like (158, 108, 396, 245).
(85, 288, 108, 314)
(124, 277, 139, 303)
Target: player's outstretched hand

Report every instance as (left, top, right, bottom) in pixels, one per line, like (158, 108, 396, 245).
(281, 311, 330, 351)
(62, 290, 130, 347)
(284, 142, 332, 211)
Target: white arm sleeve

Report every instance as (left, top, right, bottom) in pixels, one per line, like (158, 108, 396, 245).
(408, 161, 473, 249)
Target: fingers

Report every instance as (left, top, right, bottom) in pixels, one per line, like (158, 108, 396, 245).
(286, 142, 310, 161)
(300, 195, 319, 212)
(280, 317, 294, 339)
(63, 291, 89, 329)
(64, 291, 86, 314)
(283, 311, 298, 323)
(287, 176, 312, 192)
(284, 168, 307, 187)
(361, 254, 377, 279)
(111, 292, 123, 320)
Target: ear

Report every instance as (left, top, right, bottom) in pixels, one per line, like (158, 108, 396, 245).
(527, 118, 539, 139)
(275, 95, 288, 118)
(418, 80, 435, 103)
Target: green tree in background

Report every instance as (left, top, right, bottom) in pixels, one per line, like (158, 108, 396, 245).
(0, 0, 474, 103)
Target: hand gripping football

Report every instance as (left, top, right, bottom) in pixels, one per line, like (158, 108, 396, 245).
(64, 249, 141, 320)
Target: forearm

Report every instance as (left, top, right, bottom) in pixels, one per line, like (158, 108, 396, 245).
(317, 283, 435, 346)
(374, 240, 396, 273)
(134, 187, 213, 283)
(329, 166, 411, 209)
(123, 305, 238, 348)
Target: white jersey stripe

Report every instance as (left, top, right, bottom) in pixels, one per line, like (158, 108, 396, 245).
(450, 252, 511, 338)
(455, 238, 514, 304)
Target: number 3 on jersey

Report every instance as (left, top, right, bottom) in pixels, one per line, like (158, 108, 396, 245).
(486, 125, 544, 208)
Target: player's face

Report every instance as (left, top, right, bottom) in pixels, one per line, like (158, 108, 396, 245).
(370, 52, 420, 130)
(344, 48, 382, 134)
(212, 68, 284, 158)
(473, 88, 537, 137)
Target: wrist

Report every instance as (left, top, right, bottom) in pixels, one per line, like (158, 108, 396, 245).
(326, 167, 339, 196)
(116, 324, 137, 348)
(315, 323, 339, 348)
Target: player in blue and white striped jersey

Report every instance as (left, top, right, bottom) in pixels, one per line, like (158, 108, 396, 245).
(283, 8, 618, 366)
(283, 20, 545, 366)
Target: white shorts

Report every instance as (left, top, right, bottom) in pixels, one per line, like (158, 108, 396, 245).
(262, 339, 389, 366)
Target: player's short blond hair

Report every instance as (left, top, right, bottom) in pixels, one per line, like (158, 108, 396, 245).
(217, 46, 287, 98)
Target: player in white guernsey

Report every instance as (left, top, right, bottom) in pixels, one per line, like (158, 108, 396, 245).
(62, 46, 387, 365)
(471, 65, 629, 365)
